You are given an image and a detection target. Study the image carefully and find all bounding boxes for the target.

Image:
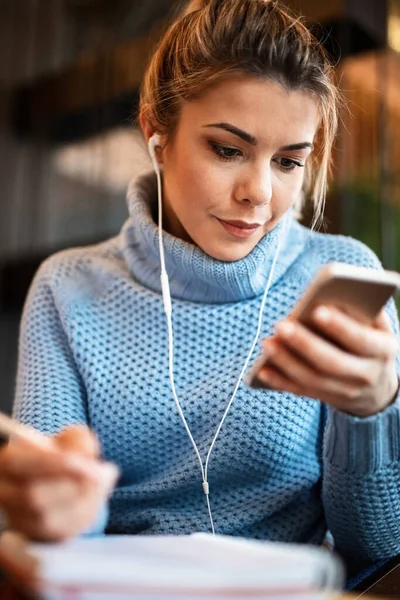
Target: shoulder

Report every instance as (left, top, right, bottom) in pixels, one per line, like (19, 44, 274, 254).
(29, 234, 129, 302)
(297, 222, 382, 271)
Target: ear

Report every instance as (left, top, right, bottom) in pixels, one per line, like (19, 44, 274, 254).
(139, 105, 160, 145)
(139, 106, 165, 166)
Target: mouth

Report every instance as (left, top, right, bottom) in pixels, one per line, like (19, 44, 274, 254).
(216, 218, 262, 239)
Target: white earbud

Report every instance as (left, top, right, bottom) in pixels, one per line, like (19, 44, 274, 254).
(148, 134, 161, 173)
(148, 133, 171, 317)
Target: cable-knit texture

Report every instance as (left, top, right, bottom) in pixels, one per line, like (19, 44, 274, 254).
(13, 173, 400, 565)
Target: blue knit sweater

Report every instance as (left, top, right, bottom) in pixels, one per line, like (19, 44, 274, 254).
(13, 173, 400, 565)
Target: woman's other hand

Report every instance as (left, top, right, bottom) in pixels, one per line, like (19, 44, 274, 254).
(0, 425, 119, 541)
(256, 307, 399, 417)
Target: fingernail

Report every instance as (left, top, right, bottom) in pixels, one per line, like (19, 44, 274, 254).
(262, 340, 271, 356)
(101, 463, 120, 490)
(64, 454, 92, 473)
(64, 454, 106, 480)
(315, 306, 331, 322)
(276, 321, 295, 338)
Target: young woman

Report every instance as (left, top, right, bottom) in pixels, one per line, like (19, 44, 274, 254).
(0, 0, 399, 571)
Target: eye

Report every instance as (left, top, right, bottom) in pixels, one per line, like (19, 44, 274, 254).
(274, 157, 304, 173)
(209, 142, 243, 161)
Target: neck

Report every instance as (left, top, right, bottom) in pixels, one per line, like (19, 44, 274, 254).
(121, 172, 307, 303)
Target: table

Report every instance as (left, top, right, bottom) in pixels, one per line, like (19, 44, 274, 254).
(350, 554, 400, 598)
(0, 584, 398, 599)
(0, 588, 396, 600)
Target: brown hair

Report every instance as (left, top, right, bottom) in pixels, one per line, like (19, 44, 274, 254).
(140, 0, 341, 227)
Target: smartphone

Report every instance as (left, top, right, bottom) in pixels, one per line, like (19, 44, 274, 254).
(246, 262, 400, 389)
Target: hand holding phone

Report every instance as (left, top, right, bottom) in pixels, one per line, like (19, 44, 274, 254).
(289, 262, 400, 326)
(246, 263, 400, 416)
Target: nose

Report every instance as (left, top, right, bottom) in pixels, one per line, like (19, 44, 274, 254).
(235, 166, 272, 207)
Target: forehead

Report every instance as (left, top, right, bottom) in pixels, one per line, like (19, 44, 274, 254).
(179, 75, 320, 145)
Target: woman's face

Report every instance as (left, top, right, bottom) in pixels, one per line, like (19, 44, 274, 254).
(156, 76, 319, 262)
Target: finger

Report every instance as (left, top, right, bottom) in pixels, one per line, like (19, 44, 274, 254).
(4, 507, 86, 543)
(0, 479, 74, 520)
(263, 339, 319, 384)
(256, 364, 362, 412)
(26, 477, 84, 515)
(256, 364, 316, 399)
(2, 462, 117, 521)
(40, 496, 104, 541)
(374, 308, 396, 333)
(0, 443, 112, 483)
(311, 306, 398, 359)
(55, 425, 100, 458)
(32, 464, 118, 511)
(0, 444, 77, 480)
(0, 480, 25, 512)
(2, 464, 118, 542)
(262, 339, 363, 398)
(29, 494, 104, 542)
(274, 319, 376, 384)
(55, 427, 113, 481)
(0, 477, 80, 519)
(6, 473, 114, 542)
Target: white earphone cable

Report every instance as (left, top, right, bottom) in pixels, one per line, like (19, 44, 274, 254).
(204, 220, 285, 484)
(149, 136, 287, 535)
(152, 151, 209, 512)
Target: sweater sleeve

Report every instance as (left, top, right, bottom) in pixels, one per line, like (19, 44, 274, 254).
(13, 258, 89, 431)
(323, 295, 400, 566)
(12, 258, 107, 536)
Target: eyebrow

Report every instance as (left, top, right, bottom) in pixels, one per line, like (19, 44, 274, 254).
(203, 122, 314, 151)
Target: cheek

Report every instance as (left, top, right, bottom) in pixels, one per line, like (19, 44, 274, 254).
(175, 156, 227, 215)
(273, 171, 304, 212)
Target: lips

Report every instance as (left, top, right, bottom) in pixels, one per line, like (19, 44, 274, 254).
(220, 219, 261, 229)
(217, 218, 262, 239)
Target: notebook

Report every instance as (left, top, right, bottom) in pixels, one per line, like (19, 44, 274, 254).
(0, 531, 345, 599)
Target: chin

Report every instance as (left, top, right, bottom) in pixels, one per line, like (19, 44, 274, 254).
(201, 242, 256, 262)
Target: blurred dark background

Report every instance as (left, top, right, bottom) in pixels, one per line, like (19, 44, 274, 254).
(0, 0, 400, 414)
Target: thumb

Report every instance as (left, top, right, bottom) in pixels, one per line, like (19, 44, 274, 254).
(54, 425, 100, 458)
(373, 308, 393, 332)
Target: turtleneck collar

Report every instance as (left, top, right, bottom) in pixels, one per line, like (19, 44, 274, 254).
(120, 172, 308, 304)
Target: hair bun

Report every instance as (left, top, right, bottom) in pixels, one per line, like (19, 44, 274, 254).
(183, 0, 217, 16)
(183, 0, 275, 16)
